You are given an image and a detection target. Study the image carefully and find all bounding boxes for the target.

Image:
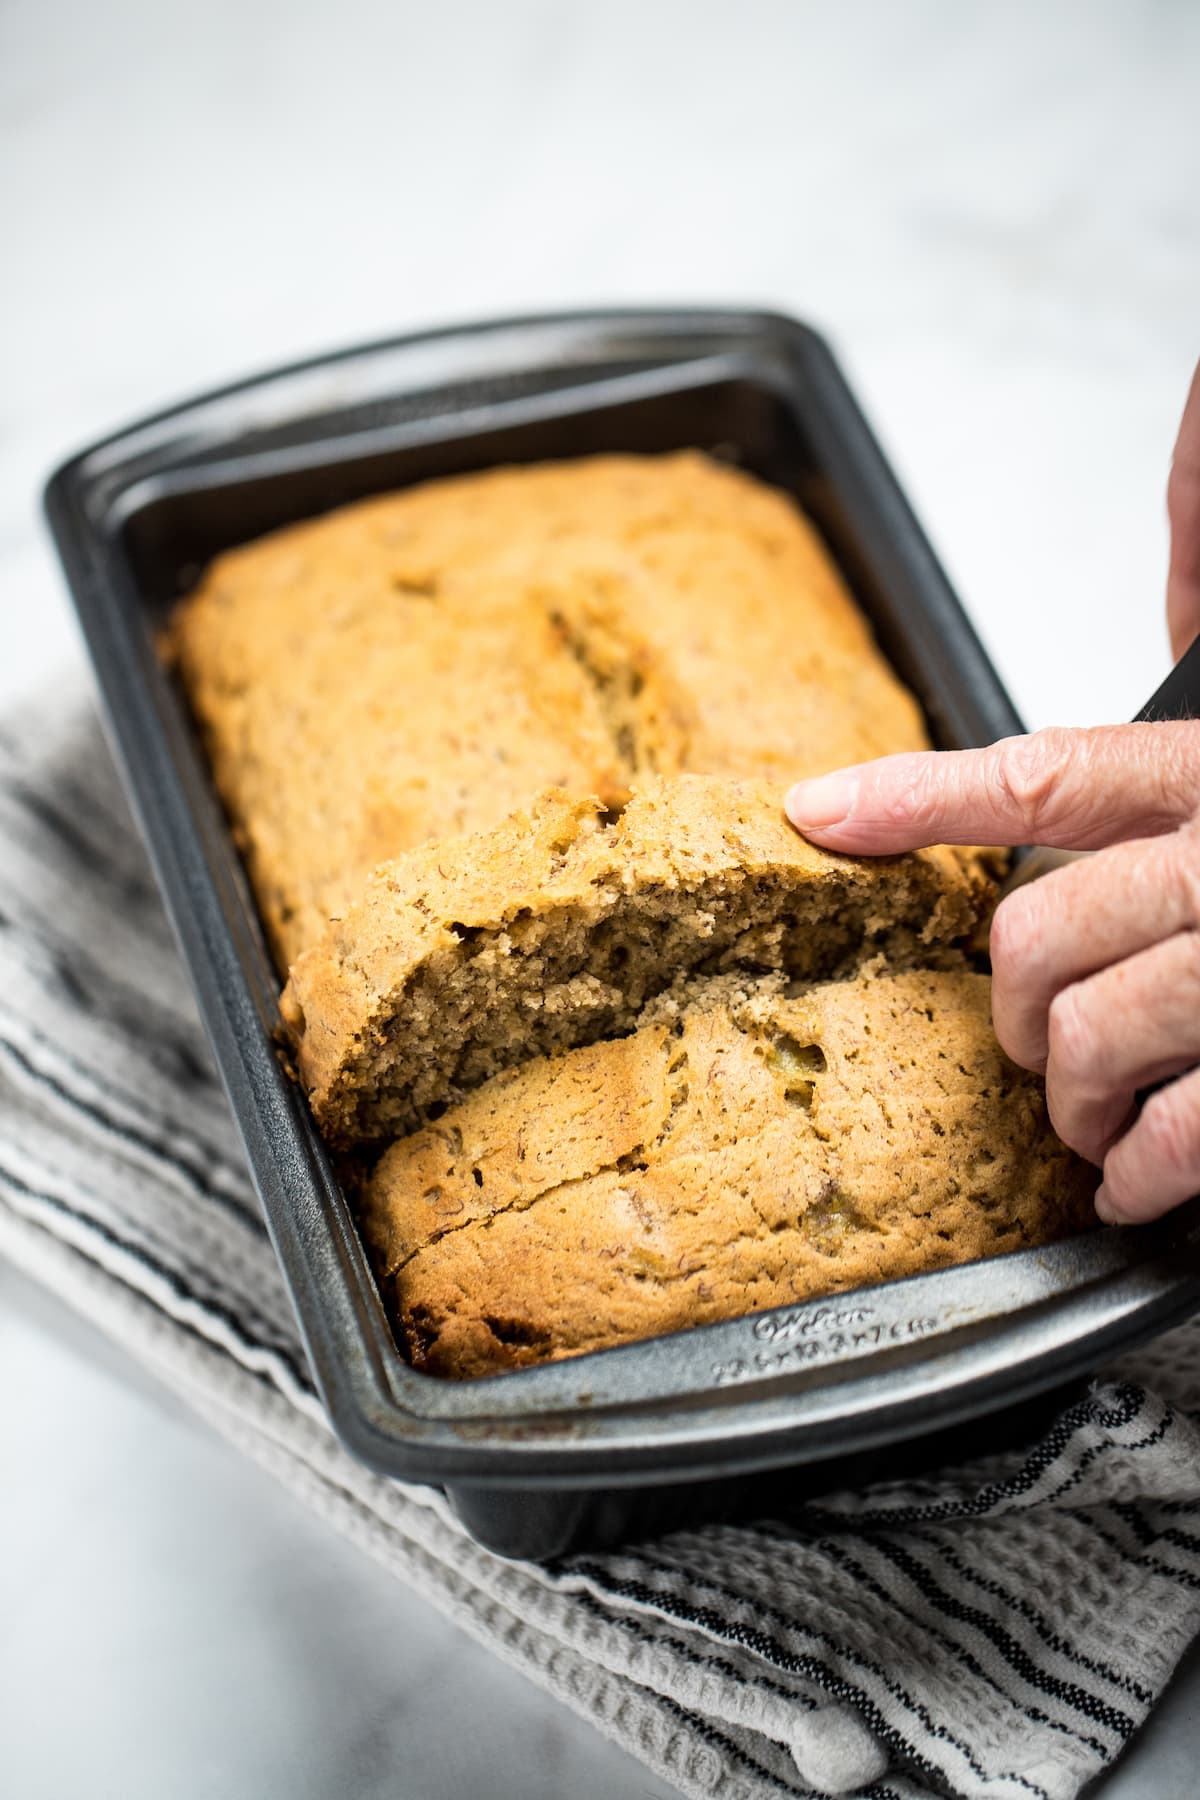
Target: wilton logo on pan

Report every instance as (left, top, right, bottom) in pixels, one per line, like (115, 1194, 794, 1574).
(710, 1303, 943, 1385)
(753, 1303, 876, 1344)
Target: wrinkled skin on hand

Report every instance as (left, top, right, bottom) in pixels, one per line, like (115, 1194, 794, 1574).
(786, 360, 1200, 1228)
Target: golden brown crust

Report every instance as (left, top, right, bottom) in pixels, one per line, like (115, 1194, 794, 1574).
(170, 452, 929, 967)
(280, 775, 994, 1148)
(360, 969, 1098, 1378)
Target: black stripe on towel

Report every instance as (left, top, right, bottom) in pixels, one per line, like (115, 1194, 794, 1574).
(787, 1386, 1147, 1532)
(573, 1589, 818, 1715)
(1066, 1511, 1200, 1596)
(571, 1555, 1052, 1800)
(912, 1532, 1155, 1705)
(0, 1026, 266, 1240)
(0, 1164, 315, 1398)
(834, 1535, 1126, 1748)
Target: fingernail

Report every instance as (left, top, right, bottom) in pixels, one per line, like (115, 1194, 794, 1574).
(785, 773, 859, 831)
(1094, 1185, 1124, 1226)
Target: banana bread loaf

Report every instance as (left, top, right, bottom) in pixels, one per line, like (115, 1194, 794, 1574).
(360, 968, 1097, 1378)
(170, 452, 929, 967)
(171, 451, 1096, 1382)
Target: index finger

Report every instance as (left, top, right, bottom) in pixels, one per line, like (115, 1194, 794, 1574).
(784, 722, 1200, 855)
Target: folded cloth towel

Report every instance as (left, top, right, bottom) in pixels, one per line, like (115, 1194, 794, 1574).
(2, 687, 1200, 1800)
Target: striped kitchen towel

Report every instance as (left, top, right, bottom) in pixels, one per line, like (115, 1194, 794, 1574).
(2, 685, 1200, 1800)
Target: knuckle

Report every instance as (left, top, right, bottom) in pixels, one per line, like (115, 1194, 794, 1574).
(990, 730, 1071, 837)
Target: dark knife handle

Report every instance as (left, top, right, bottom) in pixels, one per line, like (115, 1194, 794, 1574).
(1134, 633, 1200, 723)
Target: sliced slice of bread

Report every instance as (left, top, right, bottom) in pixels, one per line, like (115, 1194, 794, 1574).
(281, 776, 994, 1149)
(360, 967, 1096, 1378)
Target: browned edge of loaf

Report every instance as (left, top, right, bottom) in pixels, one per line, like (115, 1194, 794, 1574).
(280, 774, 994, 1150)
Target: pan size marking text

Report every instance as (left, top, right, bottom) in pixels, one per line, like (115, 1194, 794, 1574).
(710, 1307, 943, 1385)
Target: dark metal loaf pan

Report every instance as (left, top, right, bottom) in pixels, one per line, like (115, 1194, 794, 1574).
(44, 310, 1200, 1560)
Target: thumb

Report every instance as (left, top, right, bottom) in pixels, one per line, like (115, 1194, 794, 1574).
(784, 723, 1200, 854)
(1167, 358, 1200, 661)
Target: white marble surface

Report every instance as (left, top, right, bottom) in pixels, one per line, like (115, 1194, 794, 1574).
(2, 1, 1199, 1795)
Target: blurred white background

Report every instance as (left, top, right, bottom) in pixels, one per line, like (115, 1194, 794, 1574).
(2, 2, 1199, 1796)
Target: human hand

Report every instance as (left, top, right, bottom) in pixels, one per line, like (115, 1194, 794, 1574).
(785, 723, 1200, 1226)
(1169, 359, 1200, 660)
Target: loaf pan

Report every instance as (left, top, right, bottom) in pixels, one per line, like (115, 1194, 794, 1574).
(44, 309, 1200, 1559)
